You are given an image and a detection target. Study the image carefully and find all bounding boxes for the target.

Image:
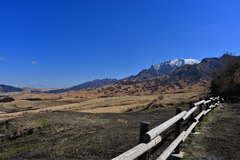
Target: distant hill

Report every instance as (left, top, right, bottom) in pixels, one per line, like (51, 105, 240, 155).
(0, 59, 201, 94)
(11, 54, 238, 100)
(0, 85, 54, 94)
(52, 59, 200, 94)
(125, 59, 200, 80)
(4, 54, 240, 99)
(0, 84, 23, 93)
(104, 57, 222, 95)
(21, 87, 54, 93)
(79, 56, 224, 96)
(45, 78, 118, 93)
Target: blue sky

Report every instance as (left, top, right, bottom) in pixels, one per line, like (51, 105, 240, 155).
(1, 0, 240, 88)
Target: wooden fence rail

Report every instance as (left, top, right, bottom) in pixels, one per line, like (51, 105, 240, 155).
(143, 111, 187, 143)
(112, 96, 220, 160)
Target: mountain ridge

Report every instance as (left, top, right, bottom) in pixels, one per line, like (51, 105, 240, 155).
(0, 84, 23, 93)
(10, 55, 233, 100)
(1, 58, 201, 94)
(125, 58, 200, 80)
(2, 55, 239, 97)
(149, 58, 200, 70)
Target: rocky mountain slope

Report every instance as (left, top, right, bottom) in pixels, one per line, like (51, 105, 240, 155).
(1, 59, 200, 94)
(125, 59, 200, 80)
(11, 56, 225, 100)
(3, 55, 239, 98)
(46, 59, 200, 93)
(66, 56, 222, 97)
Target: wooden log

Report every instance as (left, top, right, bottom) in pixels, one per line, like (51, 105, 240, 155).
(182, 121, 198, 142)
(143, 111, 187, 142)
(156, 131, 186, 160)
(138, 121, 150, 160)
(204, 100, 211, 104)
(209, 105, 214, 109)
(175, 107, 182, 154)
(182, 106, 197, 121)
(204, 109, 211, 115)
(195, 110, 205, 121)
(194, 100, 205, 106)
(112, 136, 162, 160)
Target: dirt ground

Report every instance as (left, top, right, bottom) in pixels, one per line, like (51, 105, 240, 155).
(0, 96, 239, 159)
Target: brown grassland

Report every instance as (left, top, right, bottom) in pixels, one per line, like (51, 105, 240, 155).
(0, 92, 239, 159)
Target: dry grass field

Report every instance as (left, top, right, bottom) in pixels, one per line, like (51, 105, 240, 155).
(0, 92, 239, 159)
(0, 92, 202, 121)
(0, 92, 239, 160)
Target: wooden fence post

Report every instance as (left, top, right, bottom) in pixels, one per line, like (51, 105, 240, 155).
(211, 97, 213, 107)
(189, 101, 195, 133)
(138, 121, 150, 160)
(205, 97, 210, 116)
(175, 107, 182, 154)
(199, 98, 203, 122)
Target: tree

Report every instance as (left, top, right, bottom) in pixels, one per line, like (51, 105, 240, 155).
(211, 53, 240, 98)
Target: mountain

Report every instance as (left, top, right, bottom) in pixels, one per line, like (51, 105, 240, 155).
(4, 55, 239, 99)
(11, 54, 234, 100)
(125, 59, 200, 80)
(150, 59, 200, 70)
(76, 56, 223, 96)
(45, 78, 118, 93)
(0, 85, 55, 94)
(105, 57, 222, 95)
(0, 84, 23, 93)
(0, 79, 118, 95)
(0, 59, 201, 94)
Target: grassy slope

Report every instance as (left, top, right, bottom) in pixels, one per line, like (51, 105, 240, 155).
(182, 103, 240, 159)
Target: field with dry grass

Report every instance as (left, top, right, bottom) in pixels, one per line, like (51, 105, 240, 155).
(0, 92, 203, 121)
(1, 91, 239, 160)
(0, 92, 197, 160)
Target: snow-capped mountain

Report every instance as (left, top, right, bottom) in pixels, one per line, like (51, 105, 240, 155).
(125, 58, 200, 80)
(150, 59, 200, 71)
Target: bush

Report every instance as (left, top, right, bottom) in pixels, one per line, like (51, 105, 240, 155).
(158, 95, 164, 101)
(25, 98, 42, 101)
(0, 97, 15, 102)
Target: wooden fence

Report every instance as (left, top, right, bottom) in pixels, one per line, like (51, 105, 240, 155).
(112, 96, 220, 160)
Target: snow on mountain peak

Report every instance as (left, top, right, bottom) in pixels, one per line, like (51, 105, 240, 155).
(150, 59, 200, 70)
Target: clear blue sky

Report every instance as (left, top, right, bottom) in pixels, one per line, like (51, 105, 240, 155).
(1, 0, 240, 88)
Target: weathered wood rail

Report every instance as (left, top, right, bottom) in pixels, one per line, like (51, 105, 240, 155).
(112, 96, 220, 160)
